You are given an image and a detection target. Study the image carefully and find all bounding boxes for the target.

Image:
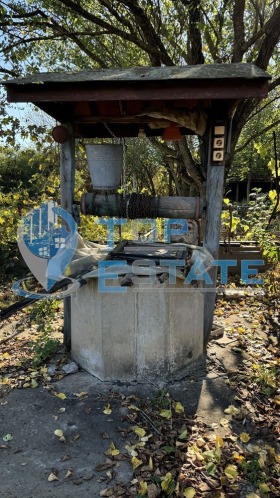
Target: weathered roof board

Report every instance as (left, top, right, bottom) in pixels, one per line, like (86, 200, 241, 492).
(3, 64, 270, 138)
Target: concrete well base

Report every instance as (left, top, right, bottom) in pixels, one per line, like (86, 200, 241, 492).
(71, 278, 204, 382)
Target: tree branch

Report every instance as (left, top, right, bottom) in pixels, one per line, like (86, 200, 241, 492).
(231, 0, 245, 62)
(245, 96, 280, 123)
(0, 67, 18, 77)
(180, 0, 204, 64)
(3, 35, 58, 52)
(254, 5, 280, 69)
(177, 138, 204, 189)
(235, 118, 280, 154)
(242, 5, 280, 54)
(54, 0, 172, 66)
(269, 76, 280, 92)
(117, 0, 174, 66)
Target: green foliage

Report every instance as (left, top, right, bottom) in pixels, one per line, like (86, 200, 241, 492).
(1, 0, 280, 191)
(240, 455, 265, 487)
(28, 299, 61, 367)
(221, 189, 279, 263)
(0, 146, 61, 270)
(243, 189, 279, 263)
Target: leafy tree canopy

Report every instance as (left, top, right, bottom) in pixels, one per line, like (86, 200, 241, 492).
(0, 0, 280, 194)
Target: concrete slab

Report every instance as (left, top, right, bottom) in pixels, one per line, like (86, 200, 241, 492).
(0, 385, 133, 498)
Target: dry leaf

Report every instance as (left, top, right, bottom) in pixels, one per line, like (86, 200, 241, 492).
(174, 402, 184, 413)
(216, 435, 224, 448)
(100, 432, 109, 439)
(224, 464, 238, 481)
(54, 429, 64, 438)
(139, 481, 148, 494)
(103, 404, 112, 415)
(219, 418, 229, 427)
(105, 442, 120, 456)
(178, 429, 188, 440)
(183, 488, 196, 498)
(147, 483, 159, 498)
(160, 409, 172, 419)
(95, 460, 115, 472)
(48, 472, 59, 482)
(133, 426, 146, 438)
(131, 456, 143, 470)
(239, 432, 250, 443)
(100, 488, 114, 496)
(3, 434, 13, 442)
(64, 469, 73, 479)
(54, 429, 65, 442)
(224, 405, 240, 416)
(258, 483, 270, 493)
(55, 392, 67, 400)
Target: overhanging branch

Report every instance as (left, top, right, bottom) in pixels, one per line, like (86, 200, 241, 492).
(235, 118, 280, 154)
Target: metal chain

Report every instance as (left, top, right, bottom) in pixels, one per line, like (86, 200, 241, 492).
(102, 121, 118, 141)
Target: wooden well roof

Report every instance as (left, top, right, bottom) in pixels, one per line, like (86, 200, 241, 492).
(3, 64, 270, 138)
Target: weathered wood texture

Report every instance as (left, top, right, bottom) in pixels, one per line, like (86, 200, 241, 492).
(60, 123, 75, 350)
(6, 80, 269, 103)
(4, 64, 270, 139)
(81, 193, 203, 219)
(203, 163, 225, 348)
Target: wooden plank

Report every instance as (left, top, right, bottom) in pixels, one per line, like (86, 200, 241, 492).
(4, 64, 270, 84)
(60, 123, 75, 350)
(7, 80, 269, 103)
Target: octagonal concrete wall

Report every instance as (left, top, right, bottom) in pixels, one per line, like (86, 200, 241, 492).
(71, 277, 204, 382)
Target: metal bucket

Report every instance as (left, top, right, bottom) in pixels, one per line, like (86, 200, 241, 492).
(85, 144, 123, 190)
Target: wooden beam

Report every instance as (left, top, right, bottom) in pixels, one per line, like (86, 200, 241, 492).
(203, 121, 227, 348)
(60, 123, 75, 350)
(81, 193, 204, 219)
(7, 79, 269, 103)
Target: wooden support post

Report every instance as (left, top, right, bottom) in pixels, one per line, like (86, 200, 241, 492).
(246, 174, 251, 202)
(60, 123, 75, 350)
(203, 121, 226, 348)
(236, 182, 239, 202)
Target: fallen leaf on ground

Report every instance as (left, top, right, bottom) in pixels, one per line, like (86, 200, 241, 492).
(105, 442, 120, 456)
(131, 456, 143, 470)
(103, 404, 112, 415)
(160, 409, 172, 419)
(100, 488, 114, 496)
(183, 488, 196, 498)
(48, 472, 59, 482)
(3, 433, 13, 441)
(239, 432, 250, 443)
(133, 426, 146, 438)
(174, 402, 184, 413)
(55, 392, 67, 400)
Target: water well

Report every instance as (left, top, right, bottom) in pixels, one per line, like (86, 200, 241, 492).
(3, 64, 271, 381)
